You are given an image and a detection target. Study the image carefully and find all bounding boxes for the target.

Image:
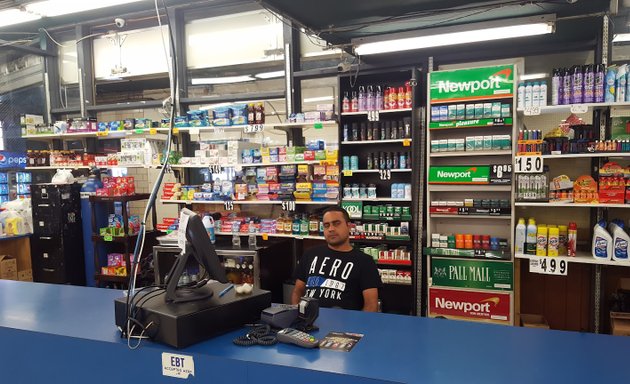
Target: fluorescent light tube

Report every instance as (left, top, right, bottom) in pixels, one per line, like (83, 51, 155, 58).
(255, 70, 285, 79)
(303, 96, 334, 103)
(25, 0, 147, 17)
(520, 73, 547, 81)
(613, 33, 630, 43)
(0, 9, 41, 27)
(355, 20, 554, 55)
(191, 76, 254, 85)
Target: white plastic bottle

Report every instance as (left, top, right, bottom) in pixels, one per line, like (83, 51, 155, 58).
(592, 221, 613, 260)
(524, 83, 533, 108)
(532, 82, 540, 107)
(202, 215, 216, 244)
(517, 82, 525, 109)
(515, 218, 526, 255)
(539, 81, 548, 106)
(526, 218, 537, 255)
(609, 220, 630, 262)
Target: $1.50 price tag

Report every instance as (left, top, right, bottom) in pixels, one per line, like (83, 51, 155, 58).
(514, 155, 543, 173)
(529, 257, 568, 276)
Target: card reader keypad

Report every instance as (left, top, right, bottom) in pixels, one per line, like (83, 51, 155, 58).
(276, 328, 319, 348)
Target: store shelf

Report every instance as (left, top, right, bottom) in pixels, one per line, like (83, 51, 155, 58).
(429, 117, 512, 130)
(342, 169, 411, 174)
(341, 139, 412, 145)
(240, 160, 325, 167)
(350, 238, 411, 245)
(90, 193, 150, 203)
(430, 214, 511, 219)
(382, 282, 413, 286)
(514, 202, 630, 208)
(424, 247, 511, 260)
(91, 234, 139, 243)
(428, 185, 512, 192)
(516, 101, 630, 116)
(431, 95, 513, 104)
(94, 274, 131, 283)
(343, 198, 412, 202)
(542, 152, 630, 159)
(377, 259, 412, 266)
(358, 215, 413, 222)
(160, 199, 338, 205)
(430, 150, 512, 157)
(22, 130, 162, 140)
(341, 108, 413, 116)
(515, 252, 630, 267)
(215, 231, 324, 240)
(25, 166, 90, 170)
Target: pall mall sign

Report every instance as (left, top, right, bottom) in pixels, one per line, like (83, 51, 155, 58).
(429, 287, 511, 323)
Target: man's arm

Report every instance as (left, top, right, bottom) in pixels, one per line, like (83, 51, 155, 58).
(291, 279, 306, 305)
(362, 288, 379, 312)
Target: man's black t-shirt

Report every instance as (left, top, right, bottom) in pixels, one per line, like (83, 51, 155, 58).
(295, 245, 382, 310)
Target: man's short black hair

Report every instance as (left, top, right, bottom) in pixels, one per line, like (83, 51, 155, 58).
(322, 205, 350, 222)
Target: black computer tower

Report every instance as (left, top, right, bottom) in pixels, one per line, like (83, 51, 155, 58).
(30, 183, 85, 285)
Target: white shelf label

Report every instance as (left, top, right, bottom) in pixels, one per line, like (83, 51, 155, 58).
(523, 106, 541, 116)
(514, 156, 543, 173)
(244, 124, 264, 133)
(529, 258, 568, 276)
(162, 353, 195, 379)
(282, 200, 296, 211)
(570, 104, 589, 114)
(208, 165, 221, 174)
(367, 110, 380, 122)
(188, 127, 200, 135)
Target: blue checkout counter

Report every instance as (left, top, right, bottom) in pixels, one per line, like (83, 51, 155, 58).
(1, 280, 629, 383)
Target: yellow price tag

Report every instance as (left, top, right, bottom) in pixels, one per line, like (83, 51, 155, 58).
(96, 131, 108, 137)
(262, 233, 269, 241)
(342, 170, 353, 177)
(403, 139, 411, 147)
(173, 128, 179, 134)
(103, 234, 113, 242)
(149, 128, 157, 135)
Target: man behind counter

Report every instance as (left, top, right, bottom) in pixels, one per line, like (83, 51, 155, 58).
(291, 206, 382, 312)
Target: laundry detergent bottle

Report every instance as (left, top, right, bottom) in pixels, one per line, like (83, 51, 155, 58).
(592, 220, 613, 260)
(609, 219, 630, 262)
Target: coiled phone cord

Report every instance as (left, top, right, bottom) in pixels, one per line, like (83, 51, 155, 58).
(233, 324, 277, 346)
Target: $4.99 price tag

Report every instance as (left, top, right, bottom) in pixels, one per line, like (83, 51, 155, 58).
(529, 257, 568, 276)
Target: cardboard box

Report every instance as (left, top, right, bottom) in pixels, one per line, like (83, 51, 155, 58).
(0, 255, 17, 280)
(520, 314, 550, 329)
(611, 312, 630, 336)
(17, 269, 33, 282)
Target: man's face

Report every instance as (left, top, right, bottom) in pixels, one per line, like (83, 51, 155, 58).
(323, 211, 350, 246)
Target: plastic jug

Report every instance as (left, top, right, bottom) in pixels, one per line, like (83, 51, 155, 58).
(609, 220, 630, 262)
(592, 220, 613, 260)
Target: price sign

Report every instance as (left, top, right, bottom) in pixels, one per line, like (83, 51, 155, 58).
(173, 128, 180, 134)
(189, 127, 200, 135)
(490, 163, 512, 184)
(244, 124, 264, 133)
(514, 156, 543, 173)
(379, 169, 391, 180)
(149, 128, 157, 135)
(523, 106, 541, 116)
(208, 165, 221, 174)
(342, 170, 353, 177)
(103, 234, 113, 242)
(262, 233, 269, 241)
(224, 201, 234, 211)
(282, 201, 296, 212)
(570, 104, 589, 114)
(529, 258, 568, 276)
(367, 110, 380, 122)
(492, 117, 506, 126)
(403, 139, 411, 147)
(96, 131, 109, 137)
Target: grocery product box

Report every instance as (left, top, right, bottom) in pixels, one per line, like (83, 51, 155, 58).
(611, 312, 630, 336)
(520, 314, 550, 329)
(0, 255, 17, 280)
